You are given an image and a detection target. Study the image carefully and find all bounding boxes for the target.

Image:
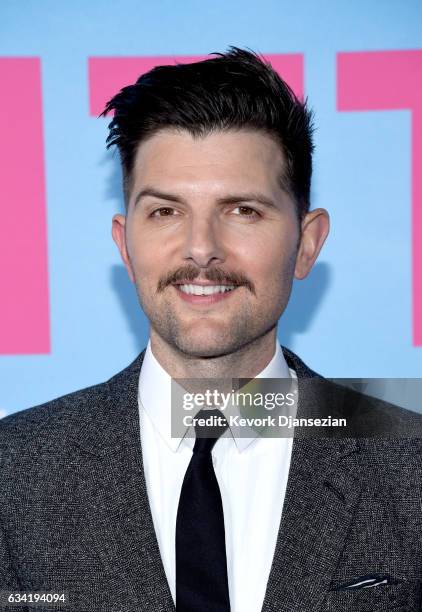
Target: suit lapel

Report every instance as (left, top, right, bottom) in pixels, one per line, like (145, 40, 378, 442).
(261, 348, 362, 612)
(69, 351, 175, 611)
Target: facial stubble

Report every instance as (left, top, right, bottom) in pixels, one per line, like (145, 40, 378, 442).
(128, 248, 298, 360)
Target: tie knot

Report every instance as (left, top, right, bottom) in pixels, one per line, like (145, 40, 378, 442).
(193, 408, 229, 454)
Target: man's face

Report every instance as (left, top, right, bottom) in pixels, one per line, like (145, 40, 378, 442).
(113, 129, 315, 358)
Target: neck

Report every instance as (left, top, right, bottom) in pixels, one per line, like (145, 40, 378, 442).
(149, 328, 279, 380)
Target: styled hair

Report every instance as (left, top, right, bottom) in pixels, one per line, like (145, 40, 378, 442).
(102, 46, 314, 218)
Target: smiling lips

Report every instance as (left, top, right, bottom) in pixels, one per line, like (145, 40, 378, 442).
(173, 282, 239, 304)
(179, 283, 236, 295)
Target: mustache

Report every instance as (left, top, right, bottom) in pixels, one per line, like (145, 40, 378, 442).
(157, 265, 255, 294)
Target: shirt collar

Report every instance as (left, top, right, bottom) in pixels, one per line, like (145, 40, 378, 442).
(138, 340, 294, 453)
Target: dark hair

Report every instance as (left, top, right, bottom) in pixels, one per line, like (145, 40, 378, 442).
(102, 46, 314, 218)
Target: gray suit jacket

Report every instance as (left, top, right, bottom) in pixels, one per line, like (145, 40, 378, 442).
(1, 346, 422, 611)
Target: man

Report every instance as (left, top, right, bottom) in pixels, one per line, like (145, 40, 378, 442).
(1, 48, 422, 612)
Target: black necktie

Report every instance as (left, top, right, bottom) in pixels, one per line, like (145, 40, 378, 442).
(176, 408, 231, 612)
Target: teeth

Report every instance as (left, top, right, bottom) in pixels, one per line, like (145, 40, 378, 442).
(178, 284, 236, 296)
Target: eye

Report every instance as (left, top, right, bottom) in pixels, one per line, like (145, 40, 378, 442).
(231, 205, 260, 218)
(150, 207, 179, 217)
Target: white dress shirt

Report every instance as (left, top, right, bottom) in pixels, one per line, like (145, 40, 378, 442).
(138, 341, 296, 612)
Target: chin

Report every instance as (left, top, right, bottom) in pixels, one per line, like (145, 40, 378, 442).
(152, 312, 253, 358)
(177, 341, 229, 359)
(173, 334, 249, 358)
(150, 322, 230, 359)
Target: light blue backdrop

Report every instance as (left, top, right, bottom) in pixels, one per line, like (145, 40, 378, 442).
(1, 0, 421, 416)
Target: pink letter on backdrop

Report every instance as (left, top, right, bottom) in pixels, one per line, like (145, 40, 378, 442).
(0, 58, 50, 354)
(338, 50, 422, 346)
(88, 53, 304, 117)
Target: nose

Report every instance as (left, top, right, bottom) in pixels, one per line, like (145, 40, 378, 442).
(182, 214, 226, 268)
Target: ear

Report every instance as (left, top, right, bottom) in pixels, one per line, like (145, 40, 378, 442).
(294, 208, 330, 280)
(111, 214, 135, 283)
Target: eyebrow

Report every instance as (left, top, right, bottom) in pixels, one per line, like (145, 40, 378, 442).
(133, 187, 280, 210)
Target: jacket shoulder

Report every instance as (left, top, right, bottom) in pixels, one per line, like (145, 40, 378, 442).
(282, 345, 422, 441)
(0, 379, 110, 453)
(324, 377, 422, 424)
(0, 350, 145, 454)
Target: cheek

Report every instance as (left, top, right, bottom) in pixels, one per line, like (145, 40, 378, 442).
(126, 229, 156, 274)
(247, 237, 293, 276)
(125, 248, 158, 297)
(126, 218, 179, 276)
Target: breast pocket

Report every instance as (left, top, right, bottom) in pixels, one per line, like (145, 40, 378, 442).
(321, 582, 422, 612)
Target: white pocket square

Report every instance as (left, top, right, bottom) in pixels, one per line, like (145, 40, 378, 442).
(334, 574, 393, 591)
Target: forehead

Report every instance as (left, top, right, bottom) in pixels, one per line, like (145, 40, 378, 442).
(129, 128, 286, 202)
